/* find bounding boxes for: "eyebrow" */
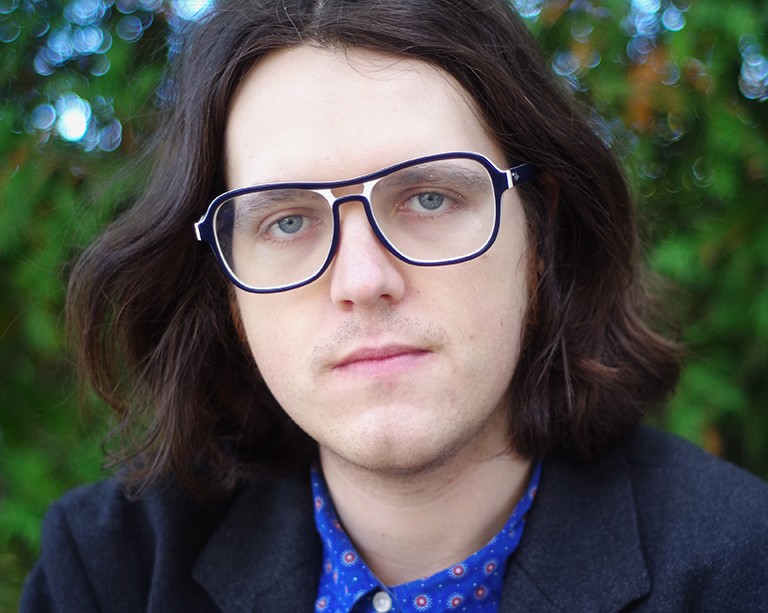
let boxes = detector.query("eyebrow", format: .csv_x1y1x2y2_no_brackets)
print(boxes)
381,164,488,189
234,188,322,211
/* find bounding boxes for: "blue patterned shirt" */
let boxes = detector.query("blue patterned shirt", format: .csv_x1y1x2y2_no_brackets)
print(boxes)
311,461,542,613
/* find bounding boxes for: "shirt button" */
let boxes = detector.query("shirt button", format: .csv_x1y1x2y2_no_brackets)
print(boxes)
372,590,393,612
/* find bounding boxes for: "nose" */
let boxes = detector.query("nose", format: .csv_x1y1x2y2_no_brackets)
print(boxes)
328,201,406,308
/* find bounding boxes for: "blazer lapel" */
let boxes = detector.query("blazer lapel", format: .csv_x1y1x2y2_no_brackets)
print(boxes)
501,448,651,612
191,445,650,612
193,469,321,613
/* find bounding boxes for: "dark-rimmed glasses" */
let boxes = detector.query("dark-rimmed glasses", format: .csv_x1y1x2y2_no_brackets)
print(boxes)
194,151,535,293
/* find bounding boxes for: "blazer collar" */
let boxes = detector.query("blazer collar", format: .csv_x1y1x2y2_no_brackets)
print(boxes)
501,445,651,611
192,444,650,613
193,468,321,613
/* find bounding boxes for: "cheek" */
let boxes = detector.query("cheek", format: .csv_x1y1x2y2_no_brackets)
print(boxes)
234,294,308,382
459,239,530,370
237,302,323,423
439,251,529,380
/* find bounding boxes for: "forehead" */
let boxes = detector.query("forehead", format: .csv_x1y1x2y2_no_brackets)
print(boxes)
224,45,504,187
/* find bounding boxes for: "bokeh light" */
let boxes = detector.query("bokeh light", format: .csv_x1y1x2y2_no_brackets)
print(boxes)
10,0,209,152
739,36,768,101
0,0,19,14
3,0,763,157
29,103,57,131
116,14,145,41
171,0,213,21
512,0,543,20
661,6,685,32
55,93,92,142
0,14,19,41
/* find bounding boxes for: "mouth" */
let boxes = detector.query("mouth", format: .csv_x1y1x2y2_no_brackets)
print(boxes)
333,344,432,377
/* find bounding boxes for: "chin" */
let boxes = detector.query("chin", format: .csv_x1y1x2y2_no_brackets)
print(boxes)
345,449,453,478
330,423,479,477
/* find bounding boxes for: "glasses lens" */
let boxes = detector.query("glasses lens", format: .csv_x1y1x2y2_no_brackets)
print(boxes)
369,158,496,262
214,188,333,290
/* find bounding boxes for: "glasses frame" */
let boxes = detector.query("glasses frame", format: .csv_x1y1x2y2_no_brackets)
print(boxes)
194,151,536,293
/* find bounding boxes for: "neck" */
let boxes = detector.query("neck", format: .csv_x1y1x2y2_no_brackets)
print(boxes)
319,440,531,586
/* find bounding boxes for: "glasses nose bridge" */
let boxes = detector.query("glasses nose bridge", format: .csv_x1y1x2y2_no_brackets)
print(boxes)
320,178,399,263
329,191,379,240
321,174,378,206
322,175,379,229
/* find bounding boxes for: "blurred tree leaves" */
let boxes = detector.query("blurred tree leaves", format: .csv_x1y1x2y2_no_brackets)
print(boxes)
1,0,176,607
526,0,768,473
1,0,767,608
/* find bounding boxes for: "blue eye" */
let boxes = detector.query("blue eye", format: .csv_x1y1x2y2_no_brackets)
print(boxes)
416,193,445,211
275,215,304,234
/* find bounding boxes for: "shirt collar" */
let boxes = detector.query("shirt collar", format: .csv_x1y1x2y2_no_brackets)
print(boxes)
311,461,541,612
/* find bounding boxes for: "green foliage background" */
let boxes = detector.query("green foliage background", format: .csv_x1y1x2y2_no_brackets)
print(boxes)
1,0,766,608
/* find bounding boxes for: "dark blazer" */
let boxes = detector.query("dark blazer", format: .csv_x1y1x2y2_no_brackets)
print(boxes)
21,427,768,612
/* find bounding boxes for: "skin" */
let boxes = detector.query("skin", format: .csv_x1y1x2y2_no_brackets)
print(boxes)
227,45,532,584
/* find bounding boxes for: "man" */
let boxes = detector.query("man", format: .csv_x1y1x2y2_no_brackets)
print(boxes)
22,0,768,611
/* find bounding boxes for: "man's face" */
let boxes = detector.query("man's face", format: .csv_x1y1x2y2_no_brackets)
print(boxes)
226,46,531,474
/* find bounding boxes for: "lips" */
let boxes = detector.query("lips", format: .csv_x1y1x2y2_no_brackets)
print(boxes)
333,344,431,376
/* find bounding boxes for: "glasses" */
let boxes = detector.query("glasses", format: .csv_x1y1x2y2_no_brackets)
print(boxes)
194,151,535,293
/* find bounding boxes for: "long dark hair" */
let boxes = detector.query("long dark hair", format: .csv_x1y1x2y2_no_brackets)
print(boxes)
68,0,680,497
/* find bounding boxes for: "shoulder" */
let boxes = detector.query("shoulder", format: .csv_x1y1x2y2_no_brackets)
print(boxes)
519,427,768,611
22,477,233,612
619,427,768,606
622,426,768,525
45,476,233,560
22,468,317,612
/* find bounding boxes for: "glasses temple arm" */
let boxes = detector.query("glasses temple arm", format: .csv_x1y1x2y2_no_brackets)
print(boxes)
506,163,537,188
